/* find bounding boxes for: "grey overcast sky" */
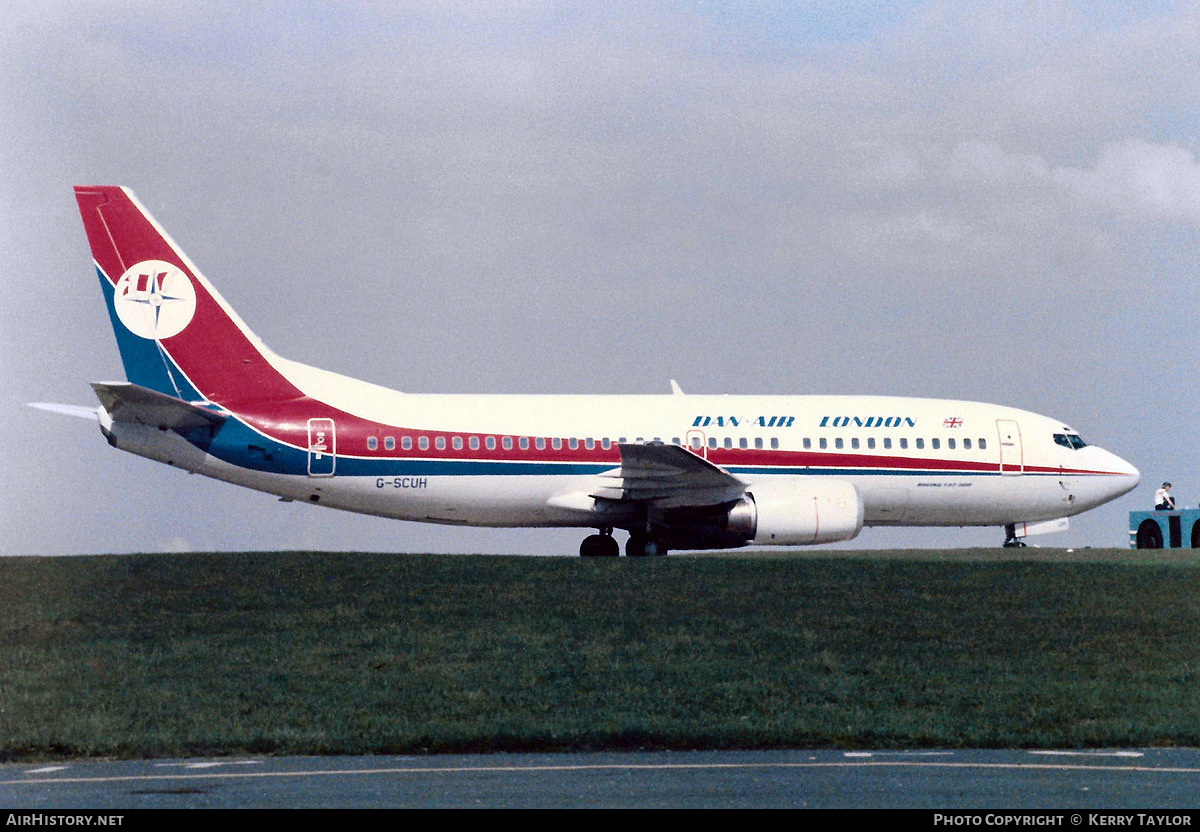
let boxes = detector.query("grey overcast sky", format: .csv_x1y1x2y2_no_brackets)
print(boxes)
2,1,1197,555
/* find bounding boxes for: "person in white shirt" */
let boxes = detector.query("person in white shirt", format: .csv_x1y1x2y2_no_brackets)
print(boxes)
1155,482,1176,511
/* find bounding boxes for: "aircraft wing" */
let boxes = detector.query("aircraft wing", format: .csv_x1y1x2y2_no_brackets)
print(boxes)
591,443,747,508
91,382,227,430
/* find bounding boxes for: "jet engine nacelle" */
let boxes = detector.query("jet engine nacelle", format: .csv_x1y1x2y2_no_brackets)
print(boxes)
726,477,863,545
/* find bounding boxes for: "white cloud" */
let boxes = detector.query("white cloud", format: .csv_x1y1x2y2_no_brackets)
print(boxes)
1054,140,1200,226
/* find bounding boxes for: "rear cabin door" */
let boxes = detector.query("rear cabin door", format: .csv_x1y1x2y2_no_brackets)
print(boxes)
307,418,336,477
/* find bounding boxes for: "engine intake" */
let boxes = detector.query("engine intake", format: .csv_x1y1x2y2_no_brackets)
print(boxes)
727,477,863,545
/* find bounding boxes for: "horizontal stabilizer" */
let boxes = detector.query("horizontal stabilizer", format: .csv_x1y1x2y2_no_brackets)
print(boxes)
27,402,100,420
91,382,227,430
592,442,747,508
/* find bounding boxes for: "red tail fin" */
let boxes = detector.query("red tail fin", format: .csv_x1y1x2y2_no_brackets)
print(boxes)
74,186,299,406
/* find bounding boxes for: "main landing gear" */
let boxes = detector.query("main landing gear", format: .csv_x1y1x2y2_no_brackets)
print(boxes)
579,529,620,557
1001,523,1027,548
625,532,668,558
578,529,669,557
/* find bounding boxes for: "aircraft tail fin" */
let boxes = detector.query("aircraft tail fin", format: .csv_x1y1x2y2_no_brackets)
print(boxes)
73,186,296,406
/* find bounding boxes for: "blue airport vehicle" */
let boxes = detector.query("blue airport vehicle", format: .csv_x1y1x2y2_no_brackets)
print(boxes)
1130,509,1200,549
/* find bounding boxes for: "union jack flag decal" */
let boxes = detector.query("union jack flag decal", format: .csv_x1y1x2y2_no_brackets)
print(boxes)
943,417,963,428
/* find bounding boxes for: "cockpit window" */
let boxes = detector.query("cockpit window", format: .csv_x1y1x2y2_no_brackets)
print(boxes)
1053,433,1088,450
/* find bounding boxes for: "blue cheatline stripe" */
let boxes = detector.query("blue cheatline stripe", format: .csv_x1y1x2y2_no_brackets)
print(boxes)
96,267,203,400
727,466,1007,477
202,418,618,477
199,418,1060,480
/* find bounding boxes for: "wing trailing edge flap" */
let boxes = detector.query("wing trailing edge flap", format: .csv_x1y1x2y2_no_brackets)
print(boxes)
91,381,227,430
591,442,748,508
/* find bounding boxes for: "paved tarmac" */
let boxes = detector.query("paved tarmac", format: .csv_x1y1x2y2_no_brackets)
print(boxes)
3,748,1200,809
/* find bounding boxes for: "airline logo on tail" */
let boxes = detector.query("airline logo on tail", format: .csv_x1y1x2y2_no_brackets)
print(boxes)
114,260,196,340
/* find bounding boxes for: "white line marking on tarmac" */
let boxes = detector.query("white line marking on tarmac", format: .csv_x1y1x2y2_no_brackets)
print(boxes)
154,760,264,769
844,752,955,758
22,766,68,775
1027,751,1144,758
5,756,1200,788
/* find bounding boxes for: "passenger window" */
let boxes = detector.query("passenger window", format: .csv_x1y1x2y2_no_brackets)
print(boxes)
851,438,860,450
916,438,925,449
819,438,828,450
770,438,779,449
435,436,446,450
520,437,529,450
487,437,498,450
755,437,763,449
418,437,429,451
803,438,812,449
963,438,971,449
979,438,987,449
947,438,955,450
899,438,908,449
551,438,562,450
867,438,876,450
931,438,940,450
401,436,412,450
884,438,892,449
835,438,844,449
385,436,395,451
470,436,480,450
739,437,748,449
367,436,378,451
452,436,463,450
536,437,546,450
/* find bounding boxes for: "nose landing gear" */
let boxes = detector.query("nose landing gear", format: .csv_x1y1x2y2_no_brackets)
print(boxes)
1002,523,1027,548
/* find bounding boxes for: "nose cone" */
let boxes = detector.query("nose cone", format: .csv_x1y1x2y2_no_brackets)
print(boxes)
1068,446,1140,513
1100,447,1141,497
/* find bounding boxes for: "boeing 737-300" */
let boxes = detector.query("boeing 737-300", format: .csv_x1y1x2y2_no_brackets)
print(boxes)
45,186,1140,556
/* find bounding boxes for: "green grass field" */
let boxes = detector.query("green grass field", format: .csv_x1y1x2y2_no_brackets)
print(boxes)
2,549,1199,760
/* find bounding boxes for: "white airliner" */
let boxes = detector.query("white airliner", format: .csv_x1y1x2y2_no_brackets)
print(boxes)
47,186,1139,556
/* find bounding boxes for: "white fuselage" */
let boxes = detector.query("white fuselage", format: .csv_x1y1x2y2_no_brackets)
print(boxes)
104,364,1141,535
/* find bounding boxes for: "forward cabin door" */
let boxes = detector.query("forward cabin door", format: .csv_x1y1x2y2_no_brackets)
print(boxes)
996,419,1023,476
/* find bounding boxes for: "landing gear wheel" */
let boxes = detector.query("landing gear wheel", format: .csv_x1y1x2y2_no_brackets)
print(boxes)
1001,523,1027,548
626,534,668,557
579,532,619,557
